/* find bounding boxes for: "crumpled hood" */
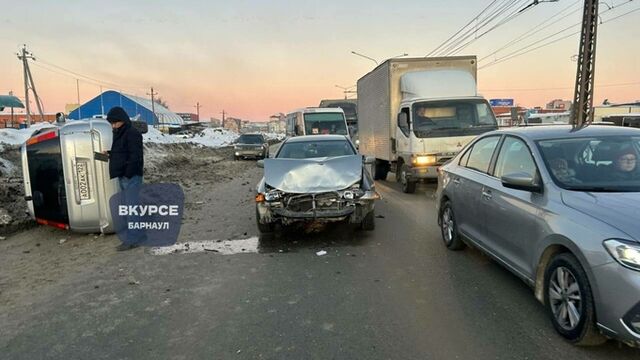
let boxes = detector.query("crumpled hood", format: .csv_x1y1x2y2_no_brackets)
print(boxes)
561,191,640,241
264,155,362,194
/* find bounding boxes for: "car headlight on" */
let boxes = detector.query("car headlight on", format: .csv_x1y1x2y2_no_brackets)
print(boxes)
413,155,437,166
604,239,640,271
355,139,360,145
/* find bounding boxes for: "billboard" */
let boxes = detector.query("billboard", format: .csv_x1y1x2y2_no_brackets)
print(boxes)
490,99,514,107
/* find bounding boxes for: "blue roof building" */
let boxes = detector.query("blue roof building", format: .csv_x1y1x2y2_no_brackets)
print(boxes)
68,90,183,126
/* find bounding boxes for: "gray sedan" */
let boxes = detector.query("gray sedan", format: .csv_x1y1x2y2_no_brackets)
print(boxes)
436,125,640,347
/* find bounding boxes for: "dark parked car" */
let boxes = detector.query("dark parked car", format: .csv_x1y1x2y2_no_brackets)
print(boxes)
234,134,268,160
436,125,640,347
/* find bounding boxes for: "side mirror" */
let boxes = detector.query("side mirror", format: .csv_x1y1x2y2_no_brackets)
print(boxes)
501,172,542,193
364,156,375,165
256,159,265,168
397,112,409,130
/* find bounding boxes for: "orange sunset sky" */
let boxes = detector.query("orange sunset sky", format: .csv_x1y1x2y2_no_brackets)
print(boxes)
1,0,639,121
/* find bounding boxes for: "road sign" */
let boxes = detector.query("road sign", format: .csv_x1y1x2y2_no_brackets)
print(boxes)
490,99,514,107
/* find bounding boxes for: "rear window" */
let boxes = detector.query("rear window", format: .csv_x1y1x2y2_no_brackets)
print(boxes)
237,135,264,144
26,137,69,223
277,140,355,159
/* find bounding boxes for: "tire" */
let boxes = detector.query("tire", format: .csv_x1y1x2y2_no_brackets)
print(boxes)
373,160,389,181
360,210,375,231
255,206,274,234
544,253,606,346
400,164,417,194
439,201,465,250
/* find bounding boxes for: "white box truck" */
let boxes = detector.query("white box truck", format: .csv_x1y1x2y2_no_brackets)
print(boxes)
357,56,498,193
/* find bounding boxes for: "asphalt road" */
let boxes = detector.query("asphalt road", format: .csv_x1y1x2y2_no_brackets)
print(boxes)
1,169,638,359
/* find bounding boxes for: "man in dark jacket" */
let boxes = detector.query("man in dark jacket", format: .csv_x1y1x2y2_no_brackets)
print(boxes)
106,106,144,251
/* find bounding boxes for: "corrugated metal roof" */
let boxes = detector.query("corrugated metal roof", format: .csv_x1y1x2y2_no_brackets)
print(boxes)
122,93,183,125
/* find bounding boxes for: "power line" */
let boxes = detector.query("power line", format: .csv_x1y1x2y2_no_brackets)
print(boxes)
480,81,640,92
479,1,637,69
479,0,581,62
436,0,522,57
426,0,502,56
441,0,532,56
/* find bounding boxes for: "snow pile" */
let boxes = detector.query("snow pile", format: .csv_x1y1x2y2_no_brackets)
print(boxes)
189,128,238,147
263,132,286,141
142,126,183,144
143,126,239,148
0,123,56,150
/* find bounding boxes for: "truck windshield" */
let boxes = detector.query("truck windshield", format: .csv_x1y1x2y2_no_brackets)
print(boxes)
303,113,348,135
412,99,498,138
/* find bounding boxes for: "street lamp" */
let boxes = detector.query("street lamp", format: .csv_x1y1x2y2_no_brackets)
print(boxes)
335,84,356,99
351,51,378,65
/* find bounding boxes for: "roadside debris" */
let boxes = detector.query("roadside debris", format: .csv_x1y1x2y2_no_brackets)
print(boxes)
316,250,327,256
58,239,67,245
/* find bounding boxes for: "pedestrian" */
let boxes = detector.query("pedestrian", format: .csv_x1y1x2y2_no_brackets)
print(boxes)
106,106,145,251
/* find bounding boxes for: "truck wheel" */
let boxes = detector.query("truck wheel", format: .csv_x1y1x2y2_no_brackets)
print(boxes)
544,253,606,346
374,160,389,181
400,164,416,193
360,210,375,231
255,207,274,234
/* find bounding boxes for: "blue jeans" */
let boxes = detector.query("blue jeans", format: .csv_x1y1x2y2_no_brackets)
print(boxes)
118,176,145,245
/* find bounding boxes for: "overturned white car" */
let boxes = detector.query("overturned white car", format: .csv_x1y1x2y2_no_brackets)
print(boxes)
255,135,378,233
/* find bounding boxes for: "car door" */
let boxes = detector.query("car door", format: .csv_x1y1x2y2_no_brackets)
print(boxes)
452,135,502,245
482,136,545,279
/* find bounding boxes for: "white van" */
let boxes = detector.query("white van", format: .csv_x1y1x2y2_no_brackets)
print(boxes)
285,108,348,137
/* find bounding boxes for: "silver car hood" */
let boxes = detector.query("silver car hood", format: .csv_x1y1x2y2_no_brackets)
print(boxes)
561,191,640,241
264,155,362,194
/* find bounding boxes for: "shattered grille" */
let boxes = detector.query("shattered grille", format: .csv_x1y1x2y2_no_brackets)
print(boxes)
284,192,344,213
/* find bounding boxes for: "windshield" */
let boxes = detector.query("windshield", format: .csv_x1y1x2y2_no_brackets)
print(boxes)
412,99,498,138
303,113,348,135
537,136,640,192
277,140,355,159
237,135,264,144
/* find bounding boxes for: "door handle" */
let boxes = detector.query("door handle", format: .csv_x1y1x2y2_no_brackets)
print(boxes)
482,189,492,200
452,178,461,185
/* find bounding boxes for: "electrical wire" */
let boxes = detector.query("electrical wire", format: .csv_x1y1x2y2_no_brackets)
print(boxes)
480,81,640,92
479,0,638,69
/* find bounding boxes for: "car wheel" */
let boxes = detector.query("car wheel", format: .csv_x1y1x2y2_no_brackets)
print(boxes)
544,253,606,346
360,210,375,231
255,206,274,234
400,164,416,194
439,201,465,250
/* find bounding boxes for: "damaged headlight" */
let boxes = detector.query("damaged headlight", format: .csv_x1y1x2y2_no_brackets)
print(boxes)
342,186,365,200
264,190,282,202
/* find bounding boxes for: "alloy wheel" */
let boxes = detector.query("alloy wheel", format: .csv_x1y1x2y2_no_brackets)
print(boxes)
441,207,454,245
549,266,583,331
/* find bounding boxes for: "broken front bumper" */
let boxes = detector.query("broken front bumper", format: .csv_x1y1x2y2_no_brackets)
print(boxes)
257,190,377,225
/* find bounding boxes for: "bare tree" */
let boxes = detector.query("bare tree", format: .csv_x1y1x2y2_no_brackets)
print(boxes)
154,97,169,109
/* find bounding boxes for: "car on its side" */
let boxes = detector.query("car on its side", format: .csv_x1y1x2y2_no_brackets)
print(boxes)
234,133,269,160
255,135,378,233
436,125,640,347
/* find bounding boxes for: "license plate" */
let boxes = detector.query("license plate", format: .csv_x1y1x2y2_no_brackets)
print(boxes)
76,161,90,200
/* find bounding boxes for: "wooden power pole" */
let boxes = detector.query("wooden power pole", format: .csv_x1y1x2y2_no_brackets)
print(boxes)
17,45,45,125
147,87,159,127
570,0,599,128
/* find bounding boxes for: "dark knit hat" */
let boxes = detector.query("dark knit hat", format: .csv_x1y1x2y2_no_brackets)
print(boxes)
106,106,130,123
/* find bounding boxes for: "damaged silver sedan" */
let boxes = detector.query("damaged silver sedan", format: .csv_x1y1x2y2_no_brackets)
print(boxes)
255,135,378,233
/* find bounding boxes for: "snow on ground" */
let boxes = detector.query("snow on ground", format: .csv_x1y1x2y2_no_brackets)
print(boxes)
143,127,240,148
0,123,56,150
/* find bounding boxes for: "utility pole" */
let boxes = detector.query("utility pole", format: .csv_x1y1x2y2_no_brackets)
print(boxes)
570,0,599,128
17,45,45,125
220,109,226,127
194,102,201,121
147,87,158,127
76,79,82,119
335,85,356,99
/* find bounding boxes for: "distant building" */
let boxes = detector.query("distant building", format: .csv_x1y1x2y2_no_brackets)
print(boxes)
68,90,183,126
546,99,572,111
223,117,242,133
594,102,640,123
242,121,269,134
268,114,286,133
0,113,56,128
209,117,222,127
176,112,199,122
